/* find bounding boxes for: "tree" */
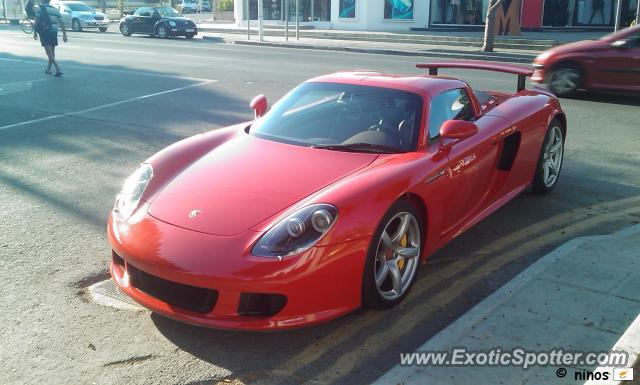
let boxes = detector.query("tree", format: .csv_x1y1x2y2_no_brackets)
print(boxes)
482,0,503,52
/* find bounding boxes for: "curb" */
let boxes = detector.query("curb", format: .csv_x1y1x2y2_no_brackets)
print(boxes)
373,223,640,385
202,36,535,63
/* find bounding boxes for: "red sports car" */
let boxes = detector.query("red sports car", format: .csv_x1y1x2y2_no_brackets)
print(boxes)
108,61,567,330
532,25,640,97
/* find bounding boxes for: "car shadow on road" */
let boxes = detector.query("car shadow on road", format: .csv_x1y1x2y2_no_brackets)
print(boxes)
152,171,640,385
564,91,640,107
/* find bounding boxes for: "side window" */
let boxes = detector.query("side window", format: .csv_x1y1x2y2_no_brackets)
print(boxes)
427,88,474,139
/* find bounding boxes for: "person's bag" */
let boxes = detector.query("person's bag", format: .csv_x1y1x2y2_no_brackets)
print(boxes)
35,4,52,34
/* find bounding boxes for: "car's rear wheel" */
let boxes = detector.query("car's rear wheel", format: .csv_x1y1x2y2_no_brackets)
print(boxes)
99,27,107,32
363,200,423,309
72,18,82,32
156,25,168,39
547,64,582,97
120,23,131,36
533,120,564,195
185,33,194,39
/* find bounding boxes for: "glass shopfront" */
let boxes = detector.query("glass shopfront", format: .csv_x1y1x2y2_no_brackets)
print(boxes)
245,0,330,21
430,0,488,25
542,0,638,27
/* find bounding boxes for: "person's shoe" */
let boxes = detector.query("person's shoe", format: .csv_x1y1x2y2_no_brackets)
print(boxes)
45,70,52,75
54,72,63,77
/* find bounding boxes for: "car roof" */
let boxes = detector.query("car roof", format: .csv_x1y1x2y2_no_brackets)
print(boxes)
307,72,468,98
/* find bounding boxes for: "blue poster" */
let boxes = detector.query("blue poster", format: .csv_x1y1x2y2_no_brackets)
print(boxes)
339,0,355,18
384,0,413,19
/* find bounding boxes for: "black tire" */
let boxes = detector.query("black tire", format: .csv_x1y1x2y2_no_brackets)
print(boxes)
546,64,582,97
185,34,194,39
156,24,168,39
99,27,107,32
120,22,131,36
72,18,82,32
532,120,565,195
362,200,423,309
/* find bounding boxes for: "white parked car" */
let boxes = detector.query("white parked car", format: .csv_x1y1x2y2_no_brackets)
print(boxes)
179,0,198,13
52,0,110,32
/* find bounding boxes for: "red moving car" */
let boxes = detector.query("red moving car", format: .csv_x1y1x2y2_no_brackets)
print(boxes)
532,25,640,97
108,61,567,330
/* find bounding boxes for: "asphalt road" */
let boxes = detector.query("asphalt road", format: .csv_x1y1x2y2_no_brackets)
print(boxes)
1,25,639,385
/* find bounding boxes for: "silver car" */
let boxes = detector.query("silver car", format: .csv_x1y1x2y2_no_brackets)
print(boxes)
52,0,110,32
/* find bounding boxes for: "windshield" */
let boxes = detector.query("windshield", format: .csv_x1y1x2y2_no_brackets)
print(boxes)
250,82,423,152
154,7,181,17
67,3,93,11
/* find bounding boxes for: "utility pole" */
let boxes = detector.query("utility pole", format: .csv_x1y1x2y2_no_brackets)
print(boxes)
246,0,250,40
295,0,299,40
285,0,288,41
258,0,263,42
636,0,639,25
614,0,622,32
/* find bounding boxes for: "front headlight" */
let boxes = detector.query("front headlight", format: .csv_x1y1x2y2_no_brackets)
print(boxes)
114,164,153,220
252,204,338,258
169,20,176,26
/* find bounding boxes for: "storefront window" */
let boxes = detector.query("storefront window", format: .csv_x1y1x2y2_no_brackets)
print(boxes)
245,0,330,21
313,0,331,21
384,0,414,19
430,0,487,25
339,0,356,18
542,0,636,27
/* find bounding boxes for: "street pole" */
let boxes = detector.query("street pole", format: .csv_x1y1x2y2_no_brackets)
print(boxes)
246,0,250,40
285,0,288,41
258,0,263,42
614,0,622,31
295,0,299,40
636,0,639,25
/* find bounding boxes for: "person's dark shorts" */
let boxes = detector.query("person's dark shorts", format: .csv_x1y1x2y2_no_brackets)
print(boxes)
39,29,58,47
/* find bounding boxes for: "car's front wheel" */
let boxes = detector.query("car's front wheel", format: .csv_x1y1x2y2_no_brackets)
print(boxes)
72,18,82,32
532,120,565,195
185,33,194,39
547,64,582,97
99,27,107,32
156,25,168,39
363,200,423,309
120,23,131,36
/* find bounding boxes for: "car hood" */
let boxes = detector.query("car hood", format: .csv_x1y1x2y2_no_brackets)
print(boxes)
75,11,106,16
148,134,378,236
545,39,609,55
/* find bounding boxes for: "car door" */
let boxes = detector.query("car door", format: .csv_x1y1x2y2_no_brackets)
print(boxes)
58,4,72,26
133,7,154,33
593,32,640,91
428,88,504,236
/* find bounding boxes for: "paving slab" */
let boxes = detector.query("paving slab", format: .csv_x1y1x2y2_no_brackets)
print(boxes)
373,224,640,385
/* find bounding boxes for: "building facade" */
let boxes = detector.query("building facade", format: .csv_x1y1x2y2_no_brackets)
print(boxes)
233,0,639,31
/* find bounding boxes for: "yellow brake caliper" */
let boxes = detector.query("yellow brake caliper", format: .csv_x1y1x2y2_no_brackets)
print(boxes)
397,234,408,270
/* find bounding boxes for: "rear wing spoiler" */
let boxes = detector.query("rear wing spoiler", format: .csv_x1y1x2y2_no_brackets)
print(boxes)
416,60,534,92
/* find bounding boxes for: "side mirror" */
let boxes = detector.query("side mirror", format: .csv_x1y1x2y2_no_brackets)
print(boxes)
611,39,628,49
250,95,268,118
123,10,133,15
439,120,478,148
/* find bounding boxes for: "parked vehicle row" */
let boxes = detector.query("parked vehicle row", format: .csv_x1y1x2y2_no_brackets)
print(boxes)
51,0,109,32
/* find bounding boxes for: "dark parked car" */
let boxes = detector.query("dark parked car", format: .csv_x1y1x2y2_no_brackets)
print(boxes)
119,6,198,39
531,25,640,97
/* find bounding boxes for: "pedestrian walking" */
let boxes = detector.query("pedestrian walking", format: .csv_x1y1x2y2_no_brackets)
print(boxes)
33,0,67,77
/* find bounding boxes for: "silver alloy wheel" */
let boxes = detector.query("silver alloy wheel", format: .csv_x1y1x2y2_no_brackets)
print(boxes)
72,19,81,32
373,212,421,301
157,26,167,38
542,125,564,187
121,24,129,35
549,67,580,95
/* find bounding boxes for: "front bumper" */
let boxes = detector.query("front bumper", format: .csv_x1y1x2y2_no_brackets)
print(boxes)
80,19,110,28
107,206,368,330
168,27,198,36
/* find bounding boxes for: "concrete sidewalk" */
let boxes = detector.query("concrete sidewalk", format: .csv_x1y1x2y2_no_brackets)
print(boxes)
199,25,608,63
373,224,640,385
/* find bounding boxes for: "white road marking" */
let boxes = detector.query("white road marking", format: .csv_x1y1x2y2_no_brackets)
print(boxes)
0,80,217,131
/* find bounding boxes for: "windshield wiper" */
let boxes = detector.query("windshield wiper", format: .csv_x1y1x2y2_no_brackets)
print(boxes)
311,143,405,154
